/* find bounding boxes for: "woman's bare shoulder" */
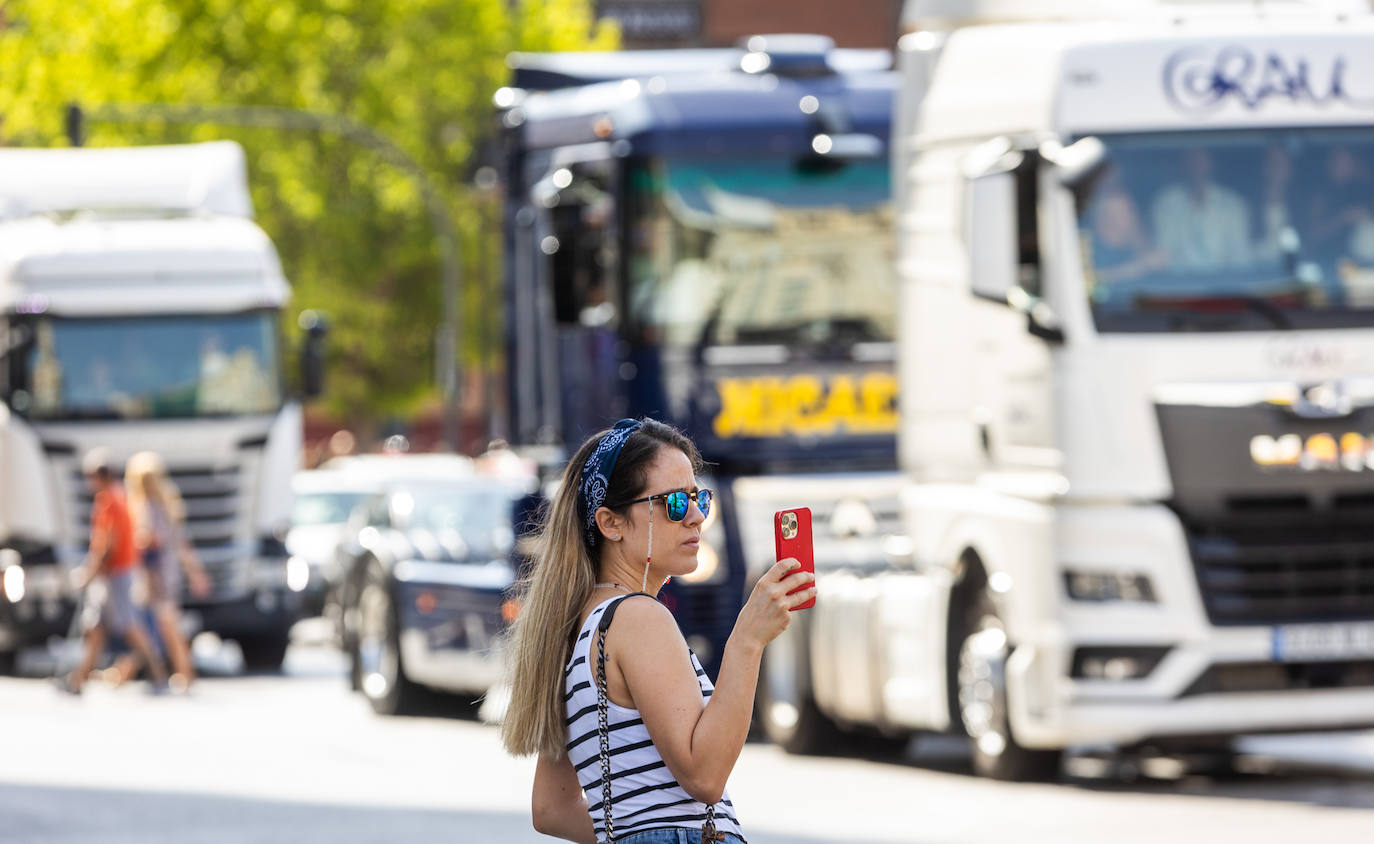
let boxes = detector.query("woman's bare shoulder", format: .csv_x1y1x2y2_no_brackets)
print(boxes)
607,596,683,651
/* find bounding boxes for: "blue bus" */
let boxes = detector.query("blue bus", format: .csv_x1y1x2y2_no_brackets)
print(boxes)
497,35,900,678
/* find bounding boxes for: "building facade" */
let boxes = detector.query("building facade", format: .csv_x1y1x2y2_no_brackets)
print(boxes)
597,0,902,49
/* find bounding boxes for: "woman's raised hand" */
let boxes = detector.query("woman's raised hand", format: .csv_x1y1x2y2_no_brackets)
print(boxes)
731,558,816,652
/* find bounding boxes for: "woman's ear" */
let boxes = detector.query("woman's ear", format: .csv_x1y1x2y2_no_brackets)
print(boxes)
594,507,625,542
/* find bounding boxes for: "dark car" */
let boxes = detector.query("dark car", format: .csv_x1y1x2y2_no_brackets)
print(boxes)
336,475,533,715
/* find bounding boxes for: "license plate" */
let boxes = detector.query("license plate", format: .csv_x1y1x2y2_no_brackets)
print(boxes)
1272,622,1374,662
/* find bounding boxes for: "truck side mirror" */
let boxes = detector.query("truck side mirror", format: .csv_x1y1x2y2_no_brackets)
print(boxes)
298,310,329,400
964,140,1064,344
965,170,1020,305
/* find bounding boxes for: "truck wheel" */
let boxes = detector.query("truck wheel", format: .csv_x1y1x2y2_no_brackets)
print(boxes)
0,649,15,676
356,565,426,716
239,632,290,672
757,615,846,754
957,592,1061,781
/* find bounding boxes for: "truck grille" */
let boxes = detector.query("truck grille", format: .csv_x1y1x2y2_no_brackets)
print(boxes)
1184,497,1374,626
71,464,250,600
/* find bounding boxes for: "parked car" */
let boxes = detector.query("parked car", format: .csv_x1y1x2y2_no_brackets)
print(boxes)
336,472,533,715
287,469,379,622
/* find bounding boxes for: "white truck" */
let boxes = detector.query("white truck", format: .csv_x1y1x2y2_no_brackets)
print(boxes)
756,0,1374,779
0,142,323,672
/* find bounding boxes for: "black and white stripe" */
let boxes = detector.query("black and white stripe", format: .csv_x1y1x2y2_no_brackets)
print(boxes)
565,597,746,843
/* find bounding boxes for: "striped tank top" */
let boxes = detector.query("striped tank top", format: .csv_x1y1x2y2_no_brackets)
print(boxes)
564,596,746,844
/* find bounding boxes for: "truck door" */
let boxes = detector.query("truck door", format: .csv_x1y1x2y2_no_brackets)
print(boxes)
527,155,628,444
965,141,1060,473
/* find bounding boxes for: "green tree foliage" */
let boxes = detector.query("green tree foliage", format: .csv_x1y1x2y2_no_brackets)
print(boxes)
0,0,616,428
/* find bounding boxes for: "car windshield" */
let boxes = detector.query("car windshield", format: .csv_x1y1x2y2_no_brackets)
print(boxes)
626,155,894,352
20,312,282,419
1075,129,1374,333
292,491,368,527
396,486,516,556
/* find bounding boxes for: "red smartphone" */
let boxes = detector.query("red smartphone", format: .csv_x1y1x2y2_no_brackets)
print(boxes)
773,507,815,611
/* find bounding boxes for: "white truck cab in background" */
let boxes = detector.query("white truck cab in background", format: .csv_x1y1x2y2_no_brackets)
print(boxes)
0,142,325,672
761,0,1374,779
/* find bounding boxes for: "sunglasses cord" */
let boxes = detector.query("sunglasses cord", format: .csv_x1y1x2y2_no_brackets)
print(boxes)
642,501,653,593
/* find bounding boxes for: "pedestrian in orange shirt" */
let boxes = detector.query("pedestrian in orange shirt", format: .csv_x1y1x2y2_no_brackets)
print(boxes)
65,448,169,695
113,451,212,692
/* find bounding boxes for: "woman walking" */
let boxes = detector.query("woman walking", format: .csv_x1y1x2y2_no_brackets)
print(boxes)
124,451,212,691
501,418,815,844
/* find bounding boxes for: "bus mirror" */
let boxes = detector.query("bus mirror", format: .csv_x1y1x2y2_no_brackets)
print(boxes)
965,170,1019,304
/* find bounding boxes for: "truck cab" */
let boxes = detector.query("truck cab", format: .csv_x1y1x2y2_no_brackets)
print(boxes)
498,36,903,676
0,142,317,671
890,1,1374,778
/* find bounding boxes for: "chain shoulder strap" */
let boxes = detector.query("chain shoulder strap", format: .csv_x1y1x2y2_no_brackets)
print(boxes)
595,621,616,842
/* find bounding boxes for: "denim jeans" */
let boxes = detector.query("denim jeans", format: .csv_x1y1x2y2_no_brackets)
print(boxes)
612,829,747,844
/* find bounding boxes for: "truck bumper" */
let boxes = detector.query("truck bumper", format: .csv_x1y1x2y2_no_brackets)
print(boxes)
0,597,75,652
1007,630,1374,748
186,589,301,640
1019,688,1374,748
1005,640,1374,747
0,563,76,652
1002,501,1374,748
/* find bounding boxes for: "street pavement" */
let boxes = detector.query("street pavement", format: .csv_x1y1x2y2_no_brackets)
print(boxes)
3,625,1374,844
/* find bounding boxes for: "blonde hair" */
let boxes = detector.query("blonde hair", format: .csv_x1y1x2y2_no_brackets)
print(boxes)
500,419,702,759
124,451,186,536
500,435,602,758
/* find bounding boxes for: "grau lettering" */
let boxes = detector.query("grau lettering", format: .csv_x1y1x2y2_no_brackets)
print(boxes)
1163,46,1374,114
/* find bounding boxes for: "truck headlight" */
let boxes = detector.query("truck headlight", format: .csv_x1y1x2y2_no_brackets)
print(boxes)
2,565,24,603
1063,569,1156,603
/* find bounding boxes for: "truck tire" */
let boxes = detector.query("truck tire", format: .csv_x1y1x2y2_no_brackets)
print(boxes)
355,565,427,716
0,649,15,676
757,614,846,755
956,591,1061,781
239,631,290,672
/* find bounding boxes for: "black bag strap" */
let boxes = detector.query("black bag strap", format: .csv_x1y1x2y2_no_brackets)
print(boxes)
597,591,653,634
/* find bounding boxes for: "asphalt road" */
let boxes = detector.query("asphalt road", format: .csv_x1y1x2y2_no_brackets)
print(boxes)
3,626,1374,844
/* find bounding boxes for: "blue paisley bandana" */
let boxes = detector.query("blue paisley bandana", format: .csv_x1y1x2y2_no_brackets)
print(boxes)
579,418,643,546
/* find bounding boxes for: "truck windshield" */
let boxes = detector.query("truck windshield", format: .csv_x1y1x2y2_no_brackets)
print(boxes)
22,312,282,420
626,155,894,351
1076,129,1374,332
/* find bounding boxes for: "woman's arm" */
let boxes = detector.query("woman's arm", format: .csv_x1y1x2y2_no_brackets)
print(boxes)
177,533,213,598
612,559,815,804
532,753,595,843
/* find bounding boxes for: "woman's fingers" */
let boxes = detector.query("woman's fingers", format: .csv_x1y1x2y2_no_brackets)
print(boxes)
768,557,800,581
787,586,819,610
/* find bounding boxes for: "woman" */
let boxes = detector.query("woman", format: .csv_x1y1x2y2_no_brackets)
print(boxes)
124,451,212,691
501,418,815,844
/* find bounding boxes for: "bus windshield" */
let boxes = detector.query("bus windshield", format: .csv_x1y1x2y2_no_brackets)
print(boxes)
626,155,894,353
21,312,282,420
1076,128,1374,332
